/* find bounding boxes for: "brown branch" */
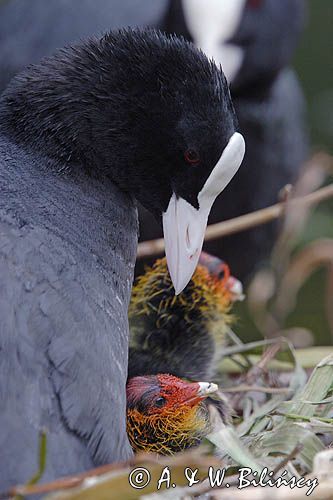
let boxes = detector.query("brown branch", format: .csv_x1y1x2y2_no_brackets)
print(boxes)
137,183,333,260
230,343,283,408
272,443,303,475
221,385,291,395
0,451,216,499
0,455,150,499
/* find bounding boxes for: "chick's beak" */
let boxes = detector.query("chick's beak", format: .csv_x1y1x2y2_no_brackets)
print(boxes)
178,381,219,407
226,276,245,302
163,132,245,295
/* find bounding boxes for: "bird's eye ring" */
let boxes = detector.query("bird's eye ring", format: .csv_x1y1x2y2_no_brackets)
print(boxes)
184,149,200,165
155,396,166,408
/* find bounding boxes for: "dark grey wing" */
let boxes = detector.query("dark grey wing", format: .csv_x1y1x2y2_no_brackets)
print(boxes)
0,140,137,488
0,215,93,488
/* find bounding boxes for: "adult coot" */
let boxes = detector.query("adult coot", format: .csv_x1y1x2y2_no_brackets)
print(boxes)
0,0,307,281
0,29,244,487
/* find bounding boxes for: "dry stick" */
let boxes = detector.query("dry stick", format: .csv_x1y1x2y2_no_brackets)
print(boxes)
221,385,291,394
195,445,302,499
137,183,333,260
272,443,303,475
1,451,215,499
230,343,282,408
0,457,143,499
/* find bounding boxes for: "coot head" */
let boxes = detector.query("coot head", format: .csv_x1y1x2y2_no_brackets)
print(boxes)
102,30,245,293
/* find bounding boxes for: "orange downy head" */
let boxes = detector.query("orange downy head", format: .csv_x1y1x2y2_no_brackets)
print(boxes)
198,251,244,303
126,374,218,454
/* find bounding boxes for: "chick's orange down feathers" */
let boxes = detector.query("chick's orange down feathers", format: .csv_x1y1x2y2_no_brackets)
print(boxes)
126,374,218,454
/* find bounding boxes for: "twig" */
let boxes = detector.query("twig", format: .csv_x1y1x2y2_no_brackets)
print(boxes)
225,328,253,369
0,459,135,499
0,451,216,499
221,385,291,394
272,443,303,475
273,412,333,424
137,183,333,259
230,343,283,408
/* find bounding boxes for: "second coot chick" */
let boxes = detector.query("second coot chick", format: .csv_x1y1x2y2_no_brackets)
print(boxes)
129,252,243,380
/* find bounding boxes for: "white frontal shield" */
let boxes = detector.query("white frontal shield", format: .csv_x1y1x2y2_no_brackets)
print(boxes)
163,132,245,294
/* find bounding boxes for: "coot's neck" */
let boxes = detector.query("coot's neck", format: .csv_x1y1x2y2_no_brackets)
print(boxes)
0,37,126,181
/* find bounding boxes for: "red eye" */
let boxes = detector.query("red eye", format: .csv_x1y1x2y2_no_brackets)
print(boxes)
246,0,263,8
184,149,200,165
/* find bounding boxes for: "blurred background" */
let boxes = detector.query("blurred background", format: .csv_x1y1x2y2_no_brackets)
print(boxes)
296,0,332,154
0,0,332,346
235,0,333,346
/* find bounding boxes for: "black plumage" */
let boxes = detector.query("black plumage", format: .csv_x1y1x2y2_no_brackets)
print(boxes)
127,253,240,448
0,29,239,487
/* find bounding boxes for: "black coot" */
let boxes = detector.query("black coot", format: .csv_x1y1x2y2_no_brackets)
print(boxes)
0,29,244,487
0,1,308,281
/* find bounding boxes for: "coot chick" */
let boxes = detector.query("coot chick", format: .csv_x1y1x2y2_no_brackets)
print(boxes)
127,374,227,455
128,252,243,381
0,29,244,487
